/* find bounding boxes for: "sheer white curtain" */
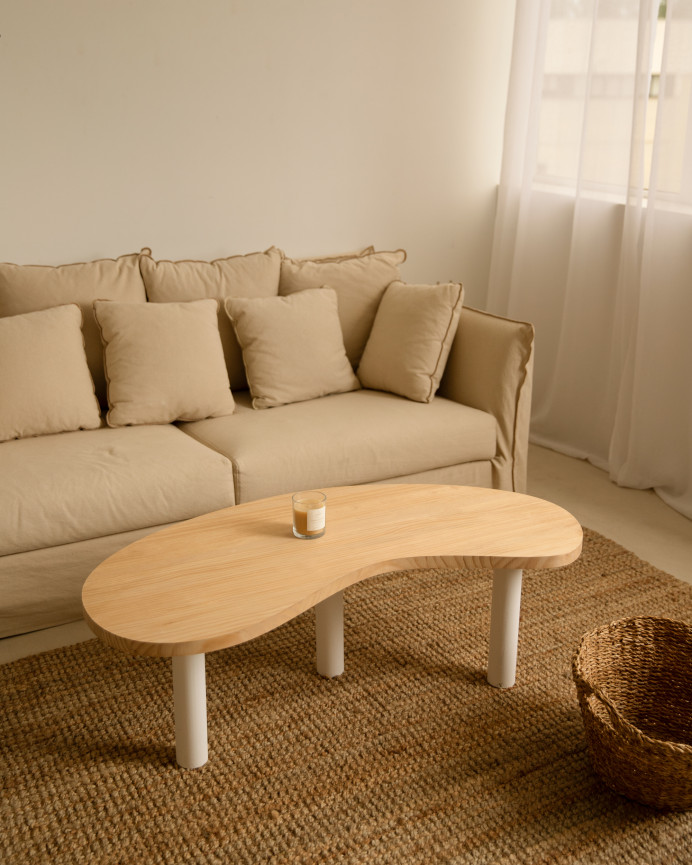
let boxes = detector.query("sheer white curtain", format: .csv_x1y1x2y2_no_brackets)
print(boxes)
488,0,692,519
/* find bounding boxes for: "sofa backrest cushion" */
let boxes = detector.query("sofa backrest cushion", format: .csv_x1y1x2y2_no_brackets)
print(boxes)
225,289,361,410
139,247,282,391
357,281,464,403
0,304,101,442
279,248,407,367
296,245,375,262
0,253,146,406
94,298,235,427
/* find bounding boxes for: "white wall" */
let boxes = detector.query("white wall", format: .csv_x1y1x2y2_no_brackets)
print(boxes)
1,0,514,307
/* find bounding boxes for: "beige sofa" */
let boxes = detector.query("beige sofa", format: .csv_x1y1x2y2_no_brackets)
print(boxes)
0,246,534,639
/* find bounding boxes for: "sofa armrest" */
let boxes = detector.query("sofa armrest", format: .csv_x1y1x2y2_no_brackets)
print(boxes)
438,306,534,493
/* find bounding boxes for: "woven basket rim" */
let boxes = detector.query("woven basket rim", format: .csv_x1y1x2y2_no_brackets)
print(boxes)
572,615,692,755
579,614,692,639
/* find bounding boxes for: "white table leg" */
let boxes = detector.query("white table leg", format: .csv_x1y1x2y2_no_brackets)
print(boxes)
315,590,344,678
172,653,208,769
487,568,523,689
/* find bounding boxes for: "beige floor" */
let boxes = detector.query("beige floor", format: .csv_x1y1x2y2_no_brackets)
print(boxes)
526,444,692,587
2,444,691,665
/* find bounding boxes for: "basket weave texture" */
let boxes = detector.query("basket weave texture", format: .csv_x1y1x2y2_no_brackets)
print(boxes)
572,615,692,810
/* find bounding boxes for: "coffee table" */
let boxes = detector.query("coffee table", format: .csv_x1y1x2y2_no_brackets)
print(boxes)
82,484,582,769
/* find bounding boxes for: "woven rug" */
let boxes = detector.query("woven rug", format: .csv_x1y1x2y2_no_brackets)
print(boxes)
2,529,691,864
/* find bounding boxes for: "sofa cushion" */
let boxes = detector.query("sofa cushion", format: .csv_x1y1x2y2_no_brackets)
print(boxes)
0,305,101,442
94,299,235,427
225,289,360,409
279,248,406,366
179,389,497,503
357,281,464,403
0,425,235,556
140,248,281,390
0,252,146,405
298,246,375,262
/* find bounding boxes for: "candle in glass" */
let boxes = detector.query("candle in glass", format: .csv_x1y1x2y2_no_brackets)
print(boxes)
292,491,326,539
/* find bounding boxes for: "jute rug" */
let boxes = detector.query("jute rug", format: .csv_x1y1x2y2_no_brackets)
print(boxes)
2,529,691,864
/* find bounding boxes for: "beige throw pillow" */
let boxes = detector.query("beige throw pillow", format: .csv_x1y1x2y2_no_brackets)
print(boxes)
225,289,360,409
0,305,101,442
94,299,235,427
0,252,147,406
357,281,464,403
140,248,282,390
279,249,407,367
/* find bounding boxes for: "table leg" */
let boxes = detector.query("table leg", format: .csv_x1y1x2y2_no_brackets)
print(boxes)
172,653,208,769
315,590,344,678
487,568,523,689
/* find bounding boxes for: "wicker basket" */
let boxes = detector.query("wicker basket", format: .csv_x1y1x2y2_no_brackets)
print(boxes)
572,616,692,810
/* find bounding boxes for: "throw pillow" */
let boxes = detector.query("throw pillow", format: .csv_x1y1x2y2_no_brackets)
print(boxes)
93,299,235,427
0,252,147,407
279,248,407,367
356,281,464,403
139,247,282,390
0,304,101,442
224,289,360,409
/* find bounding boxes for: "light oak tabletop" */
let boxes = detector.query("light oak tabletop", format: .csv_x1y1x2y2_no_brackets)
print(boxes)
82,484,583,658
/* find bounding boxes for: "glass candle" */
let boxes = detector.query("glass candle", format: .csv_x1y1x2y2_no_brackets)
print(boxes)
292,491,326,539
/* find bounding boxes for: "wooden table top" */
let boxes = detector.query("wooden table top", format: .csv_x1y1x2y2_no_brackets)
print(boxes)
82,484,583,658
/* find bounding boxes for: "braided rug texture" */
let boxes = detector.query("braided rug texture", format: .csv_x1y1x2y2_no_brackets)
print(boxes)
2,529,692,864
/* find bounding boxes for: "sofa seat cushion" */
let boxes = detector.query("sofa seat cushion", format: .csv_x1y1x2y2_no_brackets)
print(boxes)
0,425,235,556
179,389,497,503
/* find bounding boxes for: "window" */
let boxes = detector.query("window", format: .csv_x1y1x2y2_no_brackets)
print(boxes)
534,0,692,201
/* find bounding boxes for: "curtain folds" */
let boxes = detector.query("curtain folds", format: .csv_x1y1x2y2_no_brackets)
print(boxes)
488,0,692,519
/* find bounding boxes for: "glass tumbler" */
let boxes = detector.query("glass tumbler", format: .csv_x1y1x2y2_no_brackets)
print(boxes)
292,491,326,539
